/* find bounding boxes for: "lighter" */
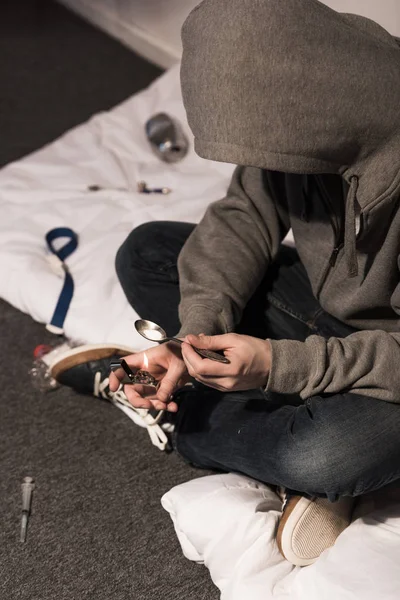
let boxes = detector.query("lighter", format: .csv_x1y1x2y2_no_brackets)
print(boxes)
110,359,158,387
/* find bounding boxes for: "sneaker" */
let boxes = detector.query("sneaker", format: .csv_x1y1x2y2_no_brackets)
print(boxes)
276,490,354,566
50,343,134,390
49,344,169,451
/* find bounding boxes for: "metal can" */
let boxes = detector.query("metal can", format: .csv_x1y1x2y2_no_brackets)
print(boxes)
145,112,189,163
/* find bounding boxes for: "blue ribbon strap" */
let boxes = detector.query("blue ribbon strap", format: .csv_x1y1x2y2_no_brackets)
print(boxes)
45,227,78,334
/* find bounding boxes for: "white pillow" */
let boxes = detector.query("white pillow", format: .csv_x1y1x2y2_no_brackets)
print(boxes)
162,473,400,600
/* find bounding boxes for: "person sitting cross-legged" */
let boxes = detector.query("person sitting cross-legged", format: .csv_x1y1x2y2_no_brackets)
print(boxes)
57,0,400,566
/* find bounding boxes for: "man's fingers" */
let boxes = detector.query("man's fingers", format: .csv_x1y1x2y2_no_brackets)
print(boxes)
109,370,122,392
124,386,168,412
166,401,178,413
186,333,235,351
157,360,187,403
182,342,231,377
124,384,153,409
157,376,179,403
150,399,168,411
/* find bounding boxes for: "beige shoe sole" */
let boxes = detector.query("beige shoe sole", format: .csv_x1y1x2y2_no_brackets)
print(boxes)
50,343,136,380
277,495,354,567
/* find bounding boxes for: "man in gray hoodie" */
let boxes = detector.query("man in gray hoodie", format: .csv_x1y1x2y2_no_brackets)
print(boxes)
111,0,400,566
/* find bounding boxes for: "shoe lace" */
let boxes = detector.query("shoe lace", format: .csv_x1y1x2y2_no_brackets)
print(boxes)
278,487,298,512
277,486,287,505
93,372,169,451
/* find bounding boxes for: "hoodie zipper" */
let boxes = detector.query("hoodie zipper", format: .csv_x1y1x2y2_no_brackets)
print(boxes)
329,243,343,267
314,176,345,293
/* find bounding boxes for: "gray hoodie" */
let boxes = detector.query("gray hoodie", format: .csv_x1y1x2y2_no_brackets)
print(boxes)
177,0,400,403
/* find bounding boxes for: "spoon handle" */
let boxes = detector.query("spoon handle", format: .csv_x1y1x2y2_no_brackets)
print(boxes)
168,337,184,345
167,337,230,364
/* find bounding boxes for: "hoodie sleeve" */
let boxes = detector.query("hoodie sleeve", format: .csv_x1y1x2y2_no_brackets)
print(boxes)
176,166,290,337
267,328,400,403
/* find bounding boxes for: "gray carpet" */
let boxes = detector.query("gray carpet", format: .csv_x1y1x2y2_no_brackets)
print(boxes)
0,2,218,599
0,0,161,167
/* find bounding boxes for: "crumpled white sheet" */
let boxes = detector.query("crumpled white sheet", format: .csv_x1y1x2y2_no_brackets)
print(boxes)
162,473,400,600
0,64,234,348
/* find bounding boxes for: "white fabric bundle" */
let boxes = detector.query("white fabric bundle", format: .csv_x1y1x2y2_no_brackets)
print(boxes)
162,473,400,600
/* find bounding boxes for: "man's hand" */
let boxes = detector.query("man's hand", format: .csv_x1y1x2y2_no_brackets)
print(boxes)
109,343,189,412
181,333,271,391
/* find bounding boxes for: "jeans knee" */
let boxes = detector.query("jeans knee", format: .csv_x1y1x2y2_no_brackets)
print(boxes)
276,403,382,499
115,222,162,283
279,446,361,500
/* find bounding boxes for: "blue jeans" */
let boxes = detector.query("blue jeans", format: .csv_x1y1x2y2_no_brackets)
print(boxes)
116,221,400,501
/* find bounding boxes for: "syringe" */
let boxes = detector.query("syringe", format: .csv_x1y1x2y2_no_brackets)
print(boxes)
20,477,35,543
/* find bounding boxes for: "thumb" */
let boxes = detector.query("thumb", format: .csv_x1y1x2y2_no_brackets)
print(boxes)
186,333,231,351
157,361,186,403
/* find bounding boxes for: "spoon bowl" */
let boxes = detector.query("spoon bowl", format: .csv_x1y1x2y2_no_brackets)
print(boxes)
134,319,230,364
135,319,167,342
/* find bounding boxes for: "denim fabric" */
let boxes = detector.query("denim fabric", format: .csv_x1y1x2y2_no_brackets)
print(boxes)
116,221,192,337
116,222,400,501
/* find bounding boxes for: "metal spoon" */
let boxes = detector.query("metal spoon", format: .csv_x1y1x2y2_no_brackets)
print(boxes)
134,319,230,364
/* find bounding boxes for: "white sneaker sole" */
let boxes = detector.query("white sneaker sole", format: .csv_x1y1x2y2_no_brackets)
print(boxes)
277,496,354,567
50,343,136,380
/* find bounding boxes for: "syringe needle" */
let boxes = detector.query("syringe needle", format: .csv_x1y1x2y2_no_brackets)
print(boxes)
20,477,35,543
20,513,28,543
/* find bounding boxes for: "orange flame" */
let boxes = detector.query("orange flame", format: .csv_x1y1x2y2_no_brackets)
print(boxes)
143,352,149,370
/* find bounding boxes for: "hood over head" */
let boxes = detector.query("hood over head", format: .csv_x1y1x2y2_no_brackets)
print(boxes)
181,0,400,213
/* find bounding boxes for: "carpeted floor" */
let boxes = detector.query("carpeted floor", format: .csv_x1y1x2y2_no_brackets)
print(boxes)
0,0,162,168
0,2,218,599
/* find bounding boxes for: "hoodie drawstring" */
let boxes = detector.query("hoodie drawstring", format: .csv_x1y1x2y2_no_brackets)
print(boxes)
301,176,312,222
344,176,359,278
